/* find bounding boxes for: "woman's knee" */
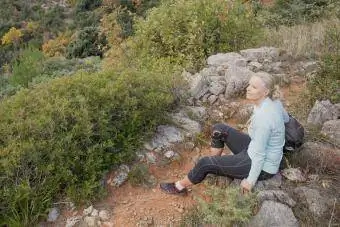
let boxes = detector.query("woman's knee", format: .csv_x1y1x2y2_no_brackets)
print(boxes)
211,123,230,148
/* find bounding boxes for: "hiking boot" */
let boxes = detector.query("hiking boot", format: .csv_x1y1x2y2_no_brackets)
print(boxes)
159,183,188,195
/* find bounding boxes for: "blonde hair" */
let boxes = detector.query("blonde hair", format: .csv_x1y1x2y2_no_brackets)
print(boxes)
254,72,282,100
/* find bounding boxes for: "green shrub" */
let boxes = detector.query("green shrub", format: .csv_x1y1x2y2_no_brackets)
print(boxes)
9,47,45,88
258,0,339,27
0,68,174,225
181,186,257,226
127,0,262,70
66,26,107,58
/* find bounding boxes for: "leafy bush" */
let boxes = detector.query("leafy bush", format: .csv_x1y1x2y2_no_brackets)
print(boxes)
66,26,107,58
0,67,174,225
10,47,45,88
258,0,339,27
127,0,262,70
181,186,257,226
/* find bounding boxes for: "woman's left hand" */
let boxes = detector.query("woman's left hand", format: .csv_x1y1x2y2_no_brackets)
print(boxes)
240,179,252,194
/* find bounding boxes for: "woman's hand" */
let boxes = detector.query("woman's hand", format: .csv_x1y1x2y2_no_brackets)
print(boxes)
240,179,252,194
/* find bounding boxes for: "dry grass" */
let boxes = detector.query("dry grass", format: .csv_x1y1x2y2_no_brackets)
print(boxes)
261,18,340,58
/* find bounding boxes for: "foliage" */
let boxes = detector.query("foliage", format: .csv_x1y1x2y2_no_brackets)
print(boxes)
305,54,340,105
42,32,72,57
1,27,23,46
66,26,107,58
0,67,175,225
10,47,45,88
181,186,257,226
128,163,152,186
76,0,103,13
257,0,340,27
128,0,262,70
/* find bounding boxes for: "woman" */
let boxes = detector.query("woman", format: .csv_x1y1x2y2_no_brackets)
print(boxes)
160,73,289,195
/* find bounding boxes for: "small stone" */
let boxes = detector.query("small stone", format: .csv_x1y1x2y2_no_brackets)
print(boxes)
184,142,195,150
91,208,98,217
282,168,306,182
83,205,93,216
47,207,60,222
145,152,157,164
99,210,110,221
164,150,175,158
84,216,97,227
66,216,82,227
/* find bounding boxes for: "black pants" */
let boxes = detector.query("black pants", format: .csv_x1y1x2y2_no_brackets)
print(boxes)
187,123,274,184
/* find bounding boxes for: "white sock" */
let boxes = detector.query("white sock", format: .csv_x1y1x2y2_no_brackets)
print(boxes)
175,181,185,190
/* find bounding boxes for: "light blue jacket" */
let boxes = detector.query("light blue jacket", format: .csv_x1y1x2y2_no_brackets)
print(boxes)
246,98,289,185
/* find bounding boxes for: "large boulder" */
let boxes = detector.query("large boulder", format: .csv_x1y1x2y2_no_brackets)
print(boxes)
248,200,299,227
321,119,340,146
307,100,338,126
294,187,329,217
207,52,247,67
240,47,285,63
224,66,256,98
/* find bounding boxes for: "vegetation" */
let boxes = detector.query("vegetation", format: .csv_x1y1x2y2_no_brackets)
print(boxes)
0,0,339,225
181,186,257,226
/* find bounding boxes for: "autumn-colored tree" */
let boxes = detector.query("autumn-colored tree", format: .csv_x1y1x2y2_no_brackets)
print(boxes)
42,32,72,57
1,27,23,46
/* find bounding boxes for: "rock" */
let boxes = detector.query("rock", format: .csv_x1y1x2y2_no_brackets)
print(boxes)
111,165,130,187
184,142,195,151
207,52,247,67
248,201,298,227
170,111,202,136
235,104,253,123
47,207,60,222
282,168,306,182
148,125,184,150
91,208,99,217
164,150,176,158
302,61,319,73
254,172,283,191
208,81,225,96
99,210,110,221
298,142,339,172
187,73,208,98
307,100,338,126
145,152,157,164
247,61,263,72
321,119,340,146
185,106,207,120
294,186,328,217
83,216,98,227
240,47,284,62
66,216,82,227
224,66,256,98
208,95,218,104
83,205,93,216
257,190,296,207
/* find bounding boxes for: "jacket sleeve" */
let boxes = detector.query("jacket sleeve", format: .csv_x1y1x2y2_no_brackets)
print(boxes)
246,117,271,185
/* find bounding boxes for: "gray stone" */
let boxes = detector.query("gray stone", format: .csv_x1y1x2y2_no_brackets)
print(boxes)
149,125,184,150
282,168,306,182
224,66,256,98
208,81,225,96
321,119,340,146
248,61,263,72
83,205,93,216
208,95,218,104
294,186,328,217
170,112,202,136
207,52,247,67
195,84,209,100
111,165,130,187
91,209,98,217
257,190,296,207
307,100,338,126
99,210,110,221
240,47,283,62
164,150,176,158
185,106,207,120
84,216,98,227
248,201,299,227
187,73,208,98
66,216,82,227
145,152,157,164
302,61,319,73
47,207,60,222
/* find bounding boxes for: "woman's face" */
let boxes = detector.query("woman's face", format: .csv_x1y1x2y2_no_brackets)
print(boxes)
246,76,269,103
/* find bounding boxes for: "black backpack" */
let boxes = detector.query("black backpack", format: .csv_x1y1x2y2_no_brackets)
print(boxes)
284,114,304,152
